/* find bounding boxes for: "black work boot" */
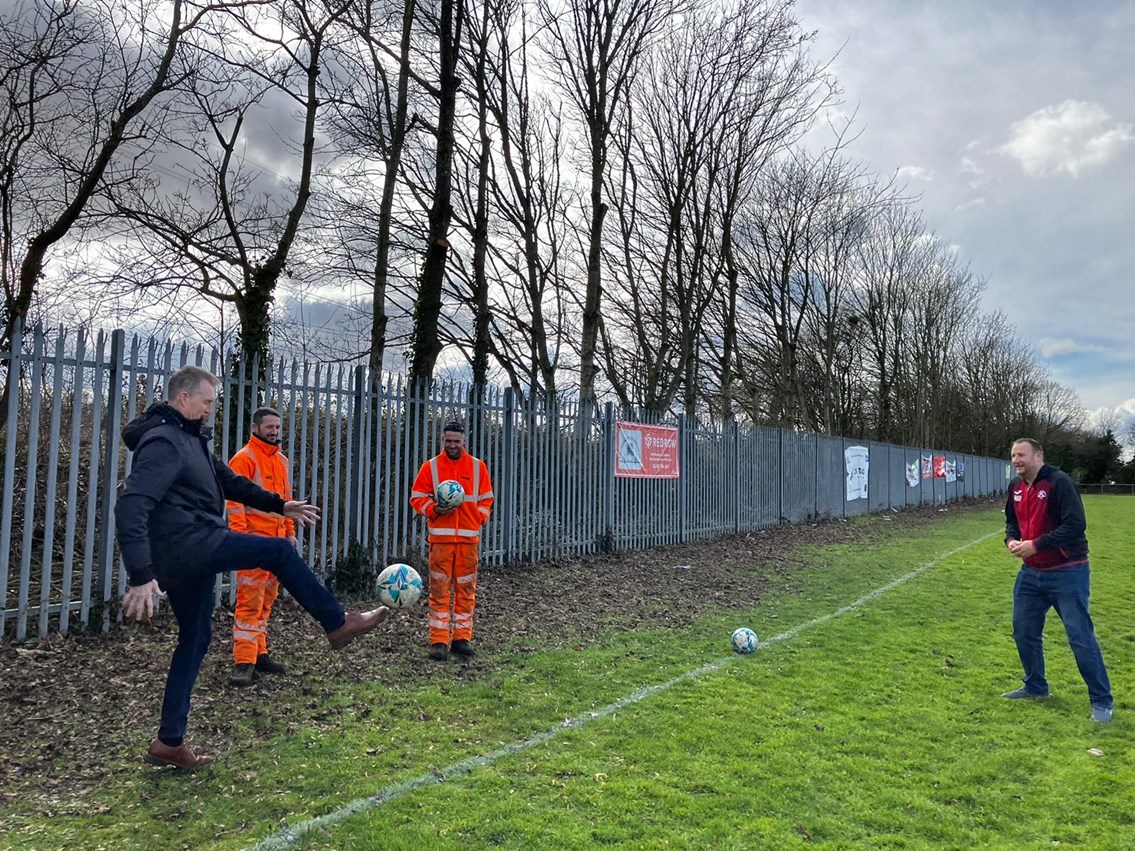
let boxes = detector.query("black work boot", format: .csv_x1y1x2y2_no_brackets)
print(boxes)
451,639,475,659
230,663,256,687
428,643,449,661
255,654,286,675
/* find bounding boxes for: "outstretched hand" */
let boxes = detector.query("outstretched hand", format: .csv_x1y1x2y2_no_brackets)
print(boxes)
123,579,162,621
284,500,321,527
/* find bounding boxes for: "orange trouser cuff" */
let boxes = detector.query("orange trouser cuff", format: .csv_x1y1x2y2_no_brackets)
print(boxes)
428,542,480,645
232,568,280,664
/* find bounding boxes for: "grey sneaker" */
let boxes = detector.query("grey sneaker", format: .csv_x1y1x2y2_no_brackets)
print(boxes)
1002,687,1048,700
1091,705,1113,724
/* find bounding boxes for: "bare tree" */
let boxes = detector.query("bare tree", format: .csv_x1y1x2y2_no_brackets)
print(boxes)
406,0,465,384
479,0,573,402
104,0,353,372
319,0,421,382
0,0,205,421
732,148,861,428
537,0,682,414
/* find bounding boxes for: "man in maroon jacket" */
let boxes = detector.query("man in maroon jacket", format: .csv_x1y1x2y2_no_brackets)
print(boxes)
1003,437,1113,723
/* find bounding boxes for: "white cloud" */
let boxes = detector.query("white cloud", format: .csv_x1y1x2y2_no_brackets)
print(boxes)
1037,337,1108,357
958,156,983,176
999,100,1134,177
897,165,933,181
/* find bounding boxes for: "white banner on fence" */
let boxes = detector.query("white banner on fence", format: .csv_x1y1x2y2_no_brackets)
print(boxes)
845,445,870,501
614,422,680,479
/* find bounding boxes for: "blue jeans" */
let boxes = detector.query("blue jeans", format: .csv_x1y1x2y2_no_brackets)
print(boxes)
1011,563,1112,709
158,532,346,745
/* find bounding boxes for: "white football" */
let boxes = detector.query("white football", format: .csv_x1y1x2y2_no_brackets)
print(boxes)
376,563,423,608
731,627,758,654
435,479,465,511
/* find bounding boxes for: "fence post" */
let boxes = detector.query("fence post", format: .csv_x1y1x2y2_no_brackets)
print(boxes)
777,427,785,524
501,387,516,563
814,432,820,520
94,329,126,632
349,365,366,543
602,402,615,553
733,421,741,534
0,318,24,638
677,413,688,544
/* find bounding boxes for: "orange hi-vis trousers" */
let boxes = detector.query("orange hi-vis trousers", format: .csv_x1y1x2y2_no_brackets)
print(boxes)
233,568,280,664
428,542,480,645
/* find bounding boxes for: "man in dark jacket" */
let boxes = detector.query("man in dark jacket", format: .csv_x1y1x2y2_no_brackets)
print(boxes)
1003,437,1113,723
116,365,390,769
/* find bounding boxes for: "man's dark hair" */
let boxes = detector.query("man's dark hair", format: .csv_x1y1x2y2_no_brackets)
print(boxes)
167,365,219,400
443,420,465,434
1012,437,1043,454
253,407,281,426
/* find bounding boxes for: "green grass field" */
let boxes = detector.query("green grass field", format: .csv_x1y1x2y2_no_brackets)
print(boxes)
4,498,1135,850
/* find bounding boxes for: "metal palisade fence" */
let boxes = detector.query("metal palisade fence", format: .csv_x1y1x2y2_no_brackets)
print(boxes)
1,321,1008,641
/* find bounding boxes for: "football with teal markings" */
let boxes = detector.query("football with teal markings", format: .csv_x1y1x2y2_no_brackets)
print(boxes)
435,479,466,510
731,627,758,654
377,563,423,608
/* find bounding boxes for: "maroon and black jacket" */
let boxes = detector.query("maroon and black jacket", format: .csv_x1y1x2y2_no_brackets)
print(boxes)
1004,464,1089,571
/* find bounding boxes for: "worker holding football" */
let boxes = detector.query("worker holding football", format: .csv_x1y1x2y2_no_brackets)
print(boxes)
410,421,494,661
228,407,295,687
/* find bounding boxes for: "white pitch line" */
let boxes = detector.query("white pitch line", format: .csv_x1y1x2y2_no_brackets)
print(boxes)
247,530,1000,851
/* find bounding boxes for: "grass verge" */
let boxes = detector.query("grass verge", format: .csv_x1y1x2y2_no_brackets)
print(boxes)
3,498,1134,850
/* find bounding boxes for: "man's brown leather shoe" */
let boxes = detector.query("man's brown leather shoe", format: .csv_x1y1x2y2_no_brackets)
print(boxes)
144,739,215,770
327,607,391,650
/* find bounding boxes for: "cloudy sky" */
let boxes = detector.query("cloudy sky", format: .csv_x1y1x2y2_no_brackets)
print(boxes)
793,0,1135,431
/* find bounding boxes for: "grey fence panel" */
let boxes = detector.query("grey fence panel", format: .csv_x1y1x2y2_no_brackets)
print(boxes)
780,431,818,523
887,445,909,509
738,426,779,530
686,419,731,540
1,319,1011,640
869,441,890,513
815,435,845,519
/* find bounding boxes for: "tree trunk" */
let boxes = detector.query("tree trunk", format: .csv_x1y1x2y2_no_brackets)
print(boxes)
369,0,417,387
409,0,462,384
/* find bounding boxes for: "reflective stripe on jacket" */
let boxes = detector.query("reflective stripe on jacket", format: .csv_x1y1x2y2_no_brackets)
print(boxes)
410,450,494,543
227,435,295,538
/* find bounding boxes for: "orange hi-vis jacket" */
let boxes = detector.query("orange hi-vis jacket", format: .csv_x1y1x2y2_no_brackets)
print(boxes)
410,450,494,542
226,435,295,539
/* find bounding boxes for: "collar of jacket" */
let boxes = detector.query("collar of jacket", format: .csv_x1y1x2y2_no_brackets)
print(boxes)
122,401,212,449
249,432,281,457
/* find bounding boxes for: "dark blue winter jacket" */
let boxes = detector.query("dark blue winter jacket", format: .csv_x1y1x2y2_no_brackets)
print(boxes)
114,403,286,589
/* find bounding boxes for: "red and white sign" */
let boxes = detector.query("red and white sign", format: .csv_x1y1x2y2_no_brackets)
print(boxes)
614,421,680,479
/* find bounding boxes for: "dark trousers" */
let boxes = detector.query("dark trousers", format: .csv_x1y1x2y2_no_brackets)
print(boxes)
158,532,346,745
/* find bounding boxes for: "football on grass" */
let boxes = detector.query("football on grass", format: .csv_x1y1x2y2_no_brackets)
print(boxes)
377,563,423,608
435,479,465,510
731,627,758,654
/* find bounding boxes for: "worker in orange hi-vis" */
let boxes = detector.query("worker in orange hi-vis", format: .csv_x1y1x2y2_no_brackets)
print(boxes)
227,407,296,686
410,421,494,661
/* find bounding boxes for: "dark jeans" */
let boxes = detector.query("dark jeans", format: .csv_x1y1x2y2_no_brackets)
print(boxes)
158,532,346,745
1011,563,1112,709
